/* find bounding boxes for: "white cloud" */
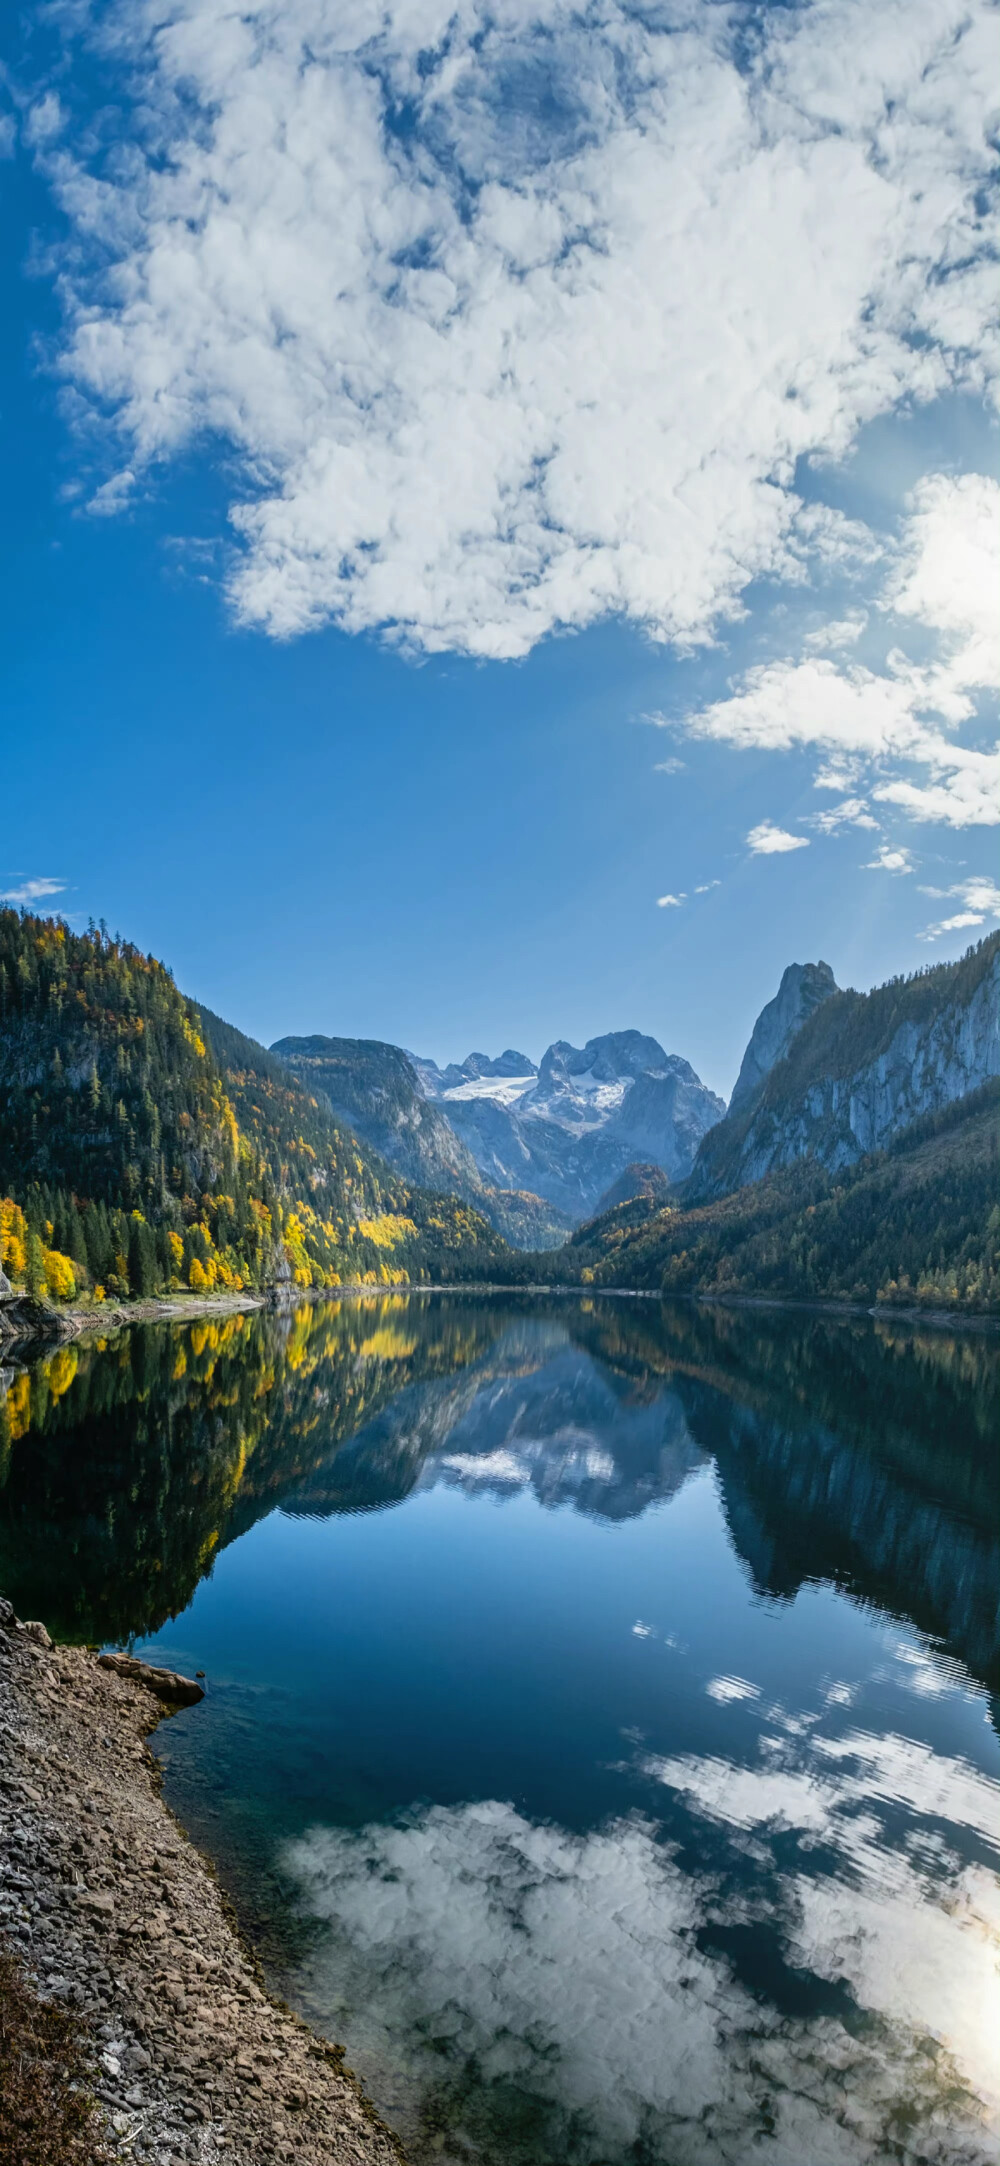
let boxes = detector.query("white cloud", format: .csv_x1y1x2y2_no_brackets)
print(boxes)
653,757,685,776
694,880,720,894
813,759,867,792
0,877,67,906
887,473,1000,699
686,657,926,757
24,93,64,148
656,893,685,909
44,0,998,657
960,879,1000,915
872,741,1000,829
927,911,988,934
0,115,16,161
746,822,809,856
86,468,136,518
864,845,914,873
812,796,880,833
677,474,1000,828
918,875,1000,940
805,613,869,652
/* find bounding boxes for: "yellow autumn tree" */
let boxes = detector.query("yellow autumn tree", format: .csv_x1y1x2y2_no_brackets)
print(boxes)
42,1249,76,1301
0,1199,28,1285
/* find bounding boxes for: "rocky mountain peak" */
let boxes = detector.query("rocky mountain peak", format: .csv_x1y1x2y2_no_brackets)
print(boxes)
729,961,839,1115
461,1049,537,1081
534,1030,671,1100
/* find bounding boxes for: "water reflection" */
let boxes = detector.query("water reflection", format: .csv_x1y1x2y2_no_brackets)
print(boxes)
1,1297,996,1689
1,1294,997,2164
286,1743,1000,2166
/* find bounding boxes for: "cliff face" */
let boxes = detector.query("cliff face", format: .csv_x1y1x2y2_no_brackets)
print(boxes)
690,935,1000,1201
728,961,838,1114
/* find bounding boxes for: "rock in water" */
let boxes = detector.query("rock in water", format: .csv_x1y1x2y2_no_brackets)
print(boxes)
97,1653,205,1705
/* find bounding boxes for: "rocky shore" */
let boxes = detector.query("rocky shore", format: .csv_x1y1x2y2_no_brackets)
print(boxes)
0,1287,266,1345
0,1600,404,2166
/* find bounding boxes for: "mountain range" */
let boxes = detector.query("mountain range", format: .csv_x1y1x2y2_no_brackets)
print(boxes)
0,904,996,1318
275,1027,725,1233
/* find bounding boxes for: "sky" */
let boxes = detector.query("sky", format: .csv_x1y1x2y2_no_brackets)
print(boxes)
2,0,998,1100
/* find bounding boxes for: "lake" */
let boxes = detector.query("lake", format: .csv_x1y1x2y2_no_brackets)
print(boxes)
1,1292,998,2165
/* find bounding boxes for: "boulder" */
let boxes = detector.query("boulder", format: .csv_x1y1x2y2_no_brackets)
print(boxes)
97,1653,205,1706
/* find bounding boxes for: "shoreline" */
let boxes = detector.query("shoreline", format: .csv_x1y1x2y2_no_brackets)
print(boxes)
2,1278,995,1349
0,1600,405,2166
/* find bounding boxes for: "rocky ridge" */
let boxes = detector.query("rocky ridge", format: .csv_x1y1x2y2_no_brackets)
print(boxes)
688,935,1000,1202
0,1599,403,2166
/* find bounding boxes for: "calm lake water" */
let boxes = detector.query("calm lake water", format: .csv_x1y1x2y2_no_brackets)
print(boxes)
2,1293,998,2165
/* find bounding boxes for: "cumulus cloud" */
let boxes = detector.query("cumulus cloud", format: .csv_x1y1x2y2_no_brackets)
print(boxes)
656,892,685,908
864,844,914,872
675,473,1000,828
284,1715,1000,2163
694,879,720,893
41,0,998,656
746,822,809,856
918,875,1000,940
0,876,67,905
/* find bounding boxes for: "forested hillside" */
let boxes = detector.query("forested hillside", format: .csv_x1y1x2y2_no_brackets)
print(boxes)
566,1084,999,1312
0,911,511,1306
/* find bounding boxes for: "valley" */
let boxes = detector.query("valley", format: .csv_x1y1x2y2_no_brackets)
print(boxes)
0,906,997,1327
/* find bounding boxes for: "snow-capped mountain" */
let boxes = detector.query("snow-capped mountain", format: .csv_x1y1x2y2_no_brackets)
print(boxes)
414,1029,725,1221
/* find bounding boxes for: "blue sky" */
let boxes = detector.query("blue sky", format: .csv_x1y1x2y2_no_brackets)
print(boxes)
3,0,998,1099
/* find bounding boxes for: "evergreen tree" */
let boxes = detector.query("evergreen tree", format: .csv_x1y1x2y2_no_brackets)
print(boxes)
25,1228,46,1299
128,1219,159,1300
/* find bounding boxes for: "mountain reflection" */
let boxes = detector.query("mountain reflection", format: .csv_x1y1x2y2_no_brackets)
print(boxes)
0,1294,996,1692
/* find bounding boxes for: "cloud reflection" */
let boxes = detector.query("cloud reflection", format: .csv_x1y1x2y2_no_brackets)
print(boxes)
285,1715,999,2164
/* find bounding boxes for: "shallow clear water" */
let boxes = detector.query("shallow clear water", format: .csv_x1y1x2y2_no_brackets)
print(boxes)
2,1294,998,2163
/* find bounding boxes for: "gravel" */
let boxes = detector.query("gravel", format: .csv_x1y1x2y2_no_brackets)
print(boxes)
0,1599,405,2166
